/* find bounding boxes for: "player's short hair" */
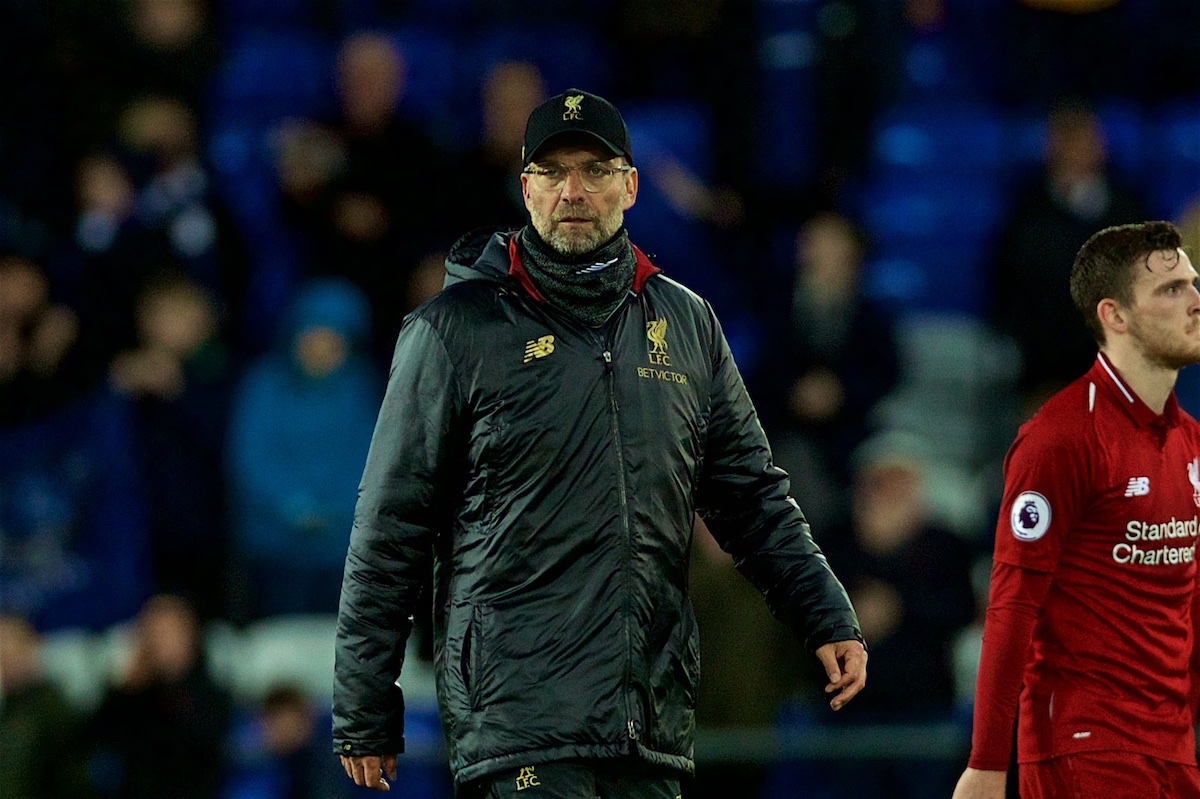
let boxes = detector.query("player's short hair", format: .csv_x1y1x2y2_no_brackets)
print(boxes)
1069,220,1184,343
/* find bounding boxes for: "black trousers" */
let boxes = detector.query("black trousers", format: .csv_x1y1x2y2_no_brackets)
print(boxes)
458,757,684,799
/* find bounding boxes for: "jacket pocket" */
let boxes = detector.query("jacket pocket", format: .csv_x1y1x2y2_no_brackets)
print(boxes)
466,603,483,711
439,600,477,730
683,631,701,709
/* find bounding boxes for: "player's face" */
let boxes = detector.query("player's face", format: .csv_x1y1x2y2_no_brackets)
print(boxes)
1125,248,1200,369
521,144,637,257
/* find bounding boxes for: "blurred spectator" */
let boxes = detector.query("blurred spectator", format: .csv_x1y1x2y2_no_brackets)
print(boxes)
758,213,900,527
0,255,86,425
988,101,1147,414
0,362,149,631
57,94,246,355
56,150,171,372
109,272,236,620
227,683,348,799
276,32,449,361
117,94,249,332
108,0,220,117
451,60,547,234
119,0,221,109
88,594,232,799
823,441,976,718
808,439,975,796
332,30,446,253
38,0,219,156
0,614,95,799
225,278,381,619
274,121,347,224
404,249,450,313
809,0,953,190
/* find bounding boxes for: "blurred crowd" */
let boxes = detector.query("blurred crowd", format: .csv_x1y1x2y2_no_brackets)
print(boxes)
2,0,1200,797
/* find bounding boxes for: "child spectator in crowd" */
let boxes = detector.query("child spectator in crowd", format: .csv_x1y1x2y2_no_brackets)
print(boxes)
227,683,349,799
225,278,381,619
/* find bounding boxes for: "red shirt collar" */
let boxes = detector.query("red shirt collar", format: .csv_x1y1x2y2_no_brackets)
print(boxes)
1091,351,1182,428
506,234,661,303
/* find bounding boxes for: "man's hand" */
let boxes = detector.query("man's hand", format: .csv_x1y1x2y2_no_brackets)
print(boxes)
341,754,398,792
814,639,867,711
951,767,1006,799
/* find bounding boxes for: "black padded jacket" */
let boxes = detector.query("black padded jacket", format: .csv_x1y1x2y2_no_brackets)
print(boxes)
332,229,862,785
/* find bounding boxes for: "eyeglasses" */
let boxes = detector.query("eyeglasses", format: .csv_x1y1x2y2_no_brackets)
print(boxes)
522,161,633,193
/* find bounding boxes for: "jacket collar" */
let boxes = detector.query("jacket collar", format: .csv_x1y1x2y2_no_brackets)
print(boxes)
506,234,660,303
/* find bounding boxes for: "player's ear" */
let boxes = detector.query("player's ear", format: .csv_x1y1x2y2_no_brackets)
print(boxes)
1097,298,1128,334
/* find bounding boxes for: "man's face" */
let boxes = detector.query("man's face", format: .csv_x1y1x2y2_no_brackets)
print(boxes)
1123,248,1200,369
521,143,637,256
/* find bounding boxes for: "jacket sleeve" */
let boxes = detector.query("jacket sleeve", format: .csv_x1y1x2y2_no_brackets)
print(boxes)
694,304,862,653
333,315,464,756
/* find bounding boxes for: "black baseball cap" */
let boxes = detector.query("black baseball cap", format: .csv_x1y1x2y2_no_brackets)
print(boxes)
522,88,633,165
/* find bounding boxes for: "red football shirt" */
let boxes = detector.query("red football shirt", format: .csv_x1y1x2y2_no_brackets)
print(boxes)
976,353,1200,766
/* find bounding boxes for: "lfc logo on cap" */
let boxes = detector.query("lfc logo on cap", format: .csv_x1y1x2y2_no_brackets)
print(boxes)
563,94,584,121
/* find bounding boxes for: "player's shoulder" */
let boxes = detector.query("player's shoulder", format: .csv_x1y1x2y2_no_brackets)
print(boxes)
1021,373,1098,439
409,274,512,329
643,272,713,319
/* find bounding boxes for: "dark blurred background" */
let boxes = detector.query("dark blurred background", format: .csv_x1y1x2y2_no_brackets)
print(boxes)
1,0,1199,797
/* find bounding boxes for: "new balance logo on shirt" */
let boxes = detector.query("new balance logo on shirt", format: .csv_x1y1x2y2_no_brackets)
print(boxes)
1125,477,1150,497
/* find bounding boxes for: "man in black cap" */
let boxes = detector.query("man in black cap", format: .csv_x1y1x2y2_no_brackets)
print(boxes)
332,88,867,798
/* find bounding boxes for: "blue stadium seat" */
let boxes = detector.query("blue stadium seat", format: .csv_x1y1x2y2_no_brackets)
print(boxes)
862,174,1004,242
388,25,461,143
895,1,1008,103
862,240,990,316
858,100,1018,316
205,121,305,349
619,100,761,371
1003,110,1047,174
753,1,819,187
621,100,713,257
855,169,1005,316
206,123,280,228
452,24,614,149
1095,101,1148,185
871,101,1005,176
1146,101,1200,219
461,24,613,98
211,30,337,124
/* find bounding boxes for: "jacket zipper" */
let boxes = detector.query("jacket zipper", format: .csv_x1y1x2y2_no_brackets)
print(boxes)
603,348,638,746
